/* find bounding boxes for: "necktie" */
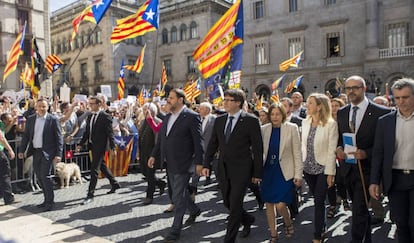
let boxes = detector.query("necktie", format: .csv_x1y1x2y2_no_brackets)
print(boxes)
225,116,234,143
89,113,97,142
351,106,359,133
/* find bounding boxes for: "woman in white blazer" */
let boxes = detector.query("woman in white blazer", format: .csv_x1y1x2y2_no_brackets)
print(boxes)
260,103,302,242
301,93,338,243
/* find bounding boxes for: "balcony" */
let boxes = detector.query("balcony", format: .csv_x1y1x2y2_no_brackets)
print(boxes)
326,56,342,66
379,46,414,59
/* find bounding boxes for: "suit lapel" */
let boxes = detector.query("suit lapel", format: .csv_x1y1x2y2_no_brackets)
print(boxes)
167,108,186,136
230,112,245,139
357,102,374,137
280,123,287,155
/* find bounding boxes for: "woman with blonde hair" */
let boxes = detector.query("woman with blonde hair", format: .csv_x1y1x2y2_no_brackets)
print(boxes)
260,103,302,242
302,93,338,243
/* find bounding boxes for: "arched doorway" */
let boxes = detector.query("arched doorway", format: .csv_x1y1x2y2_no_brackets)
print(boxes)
324,79,340,98
255,84,271,101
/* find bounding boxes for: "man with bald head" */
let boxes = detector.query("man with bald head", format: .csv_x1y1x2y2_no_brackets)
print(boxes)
290,91,307,118
336,75,390,243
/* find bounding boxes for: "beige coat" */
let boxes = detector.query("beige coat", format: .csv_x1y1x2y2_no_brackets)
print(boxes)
261,122,303,181
301,118,338,175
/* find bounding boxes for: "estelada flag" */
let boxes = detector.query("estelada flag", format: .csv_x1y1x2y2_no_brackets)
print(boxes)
103,135,134,177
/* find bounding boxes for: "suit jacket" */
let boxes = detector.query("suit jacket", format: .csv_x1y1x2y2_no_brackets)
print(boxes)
202,114,216,153
151,107,203,174
302,118,338,175
80,110,115,154
19,113,63,161
203,111,263,180
289,114,303,127
370,111,397,194
261,122,302,181
337,101,390,176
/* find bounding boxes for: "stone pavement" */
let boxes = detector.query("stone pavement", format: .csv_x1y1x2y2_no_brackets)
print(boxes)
0,172,397,243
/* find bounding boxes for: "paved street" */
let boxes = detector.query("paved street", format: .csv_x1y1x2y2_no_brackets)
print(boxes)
0,172,396,243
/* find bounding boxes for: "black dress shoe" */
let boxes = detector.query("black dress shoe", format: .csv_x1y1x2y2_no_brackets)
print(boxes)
184,209,201,226
239,224,251,238
43,203,54,212
164,232,180,243
158,181,166,195
37,203,46,208
5,197,16,205
81,197,94,205
142,198,153,205
371,217,384,225
107,183,121,194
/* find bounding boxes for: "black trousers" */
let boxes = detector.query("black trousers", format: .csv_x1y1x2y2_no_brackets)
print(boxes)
87,149,117,198
388,171,414,243
345,166,371,243
0,150,13,203
33,149,54,205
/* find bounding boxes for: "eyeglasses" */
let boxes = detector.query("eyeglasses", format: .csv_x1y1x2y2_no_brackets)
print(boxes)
344,86,363,92
223,98,236,102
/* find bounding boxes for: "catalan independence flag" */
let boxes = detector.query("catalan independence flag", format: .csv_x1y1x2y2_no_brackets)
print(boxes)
279,51,303,72
110,0,159,44
104,135,134,177
118,60,125,100
70,0,112,47
124,44,146,73
284,75,303,94
193,0,242,79
271,74,286,91
45,54,64,73
3,23,26,82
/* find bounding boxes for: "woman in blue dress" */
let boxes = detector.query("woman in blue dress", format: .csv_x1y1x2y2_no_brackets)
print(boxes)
260,103,303,242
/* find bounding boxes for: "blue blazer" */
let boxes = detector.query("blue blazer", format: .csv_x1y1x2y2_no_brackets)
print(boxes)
19,113,63,161
370,111,397,194
151,107,204,174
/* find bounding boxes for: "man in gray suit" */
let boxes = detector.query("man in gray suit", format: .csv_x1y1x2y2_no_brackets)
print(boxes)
199,102,216,185
148,88,204,243
18,99,63,211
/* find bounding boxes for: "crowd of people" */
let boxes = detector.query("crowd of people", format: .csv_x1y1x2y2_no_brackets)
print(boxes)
0,75,413,243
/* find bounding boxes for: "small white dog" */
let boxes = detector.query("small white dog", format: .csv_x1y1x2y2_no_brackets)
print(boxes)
55,162,83,189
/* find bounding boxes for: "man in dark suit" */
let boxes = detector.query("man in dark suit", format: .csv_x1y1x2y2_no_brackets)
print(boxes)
199,89,263,243
336,75,390,243
77,96,120,205
148,88,203,243
18,99,63,211
369,78,414,243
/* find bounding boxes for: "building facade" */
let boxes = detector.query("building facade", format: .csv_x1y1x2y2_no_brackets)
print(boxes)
243,0,414,99
0,0,50,91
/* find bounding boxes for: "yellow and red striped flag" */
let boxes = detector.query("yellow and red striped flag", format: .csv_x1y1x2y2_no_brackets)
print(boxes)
184,79,197,102
45,54,64,73
21,62,34,87
284,75,303,94
110,0,159,44
271,90,280,104
138,87,146,105
124,44,146,73
161,61,168,86
70,5,95,47
279,51,303,72
3,23,26,82
193,0,242,79
104,135,134,177
117,60,125,100
256,95,264,110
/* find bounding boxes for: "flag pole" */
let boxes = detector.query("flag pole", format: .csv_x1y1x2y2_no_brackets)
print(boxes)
150,30,159,90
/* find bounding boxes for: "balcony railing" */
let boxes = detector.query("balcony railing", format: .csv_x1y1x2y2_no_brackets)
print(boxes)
379,46,414,59
326,56,342,66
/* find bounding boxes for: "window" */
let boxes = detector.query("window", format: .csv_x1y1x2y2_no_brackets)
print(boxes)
327,32,340,57
162,28,168,44
171,26,177,43
387,23,408,48
136,36,143,45
94,59,102,79
95,30,102,44
74,36,79,49
253,1,264,19
190,21,198,39
255,43,269,65
128,59,136,78
80,63,88,81
62,38,67,53
88,29,94,45
288,37,302,58
56,40,61,54
289,0,298,12
67,36,71,52
81,32,86,48
17,10,29,32
187,56,197,73
325,0,336,5
180,24,187,41
51,42,55,54
164,59,172,76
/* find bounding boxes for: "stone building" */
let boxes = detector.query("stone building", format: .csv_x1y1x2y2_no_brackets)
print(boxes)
0,0,50,91
243,0,414,99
